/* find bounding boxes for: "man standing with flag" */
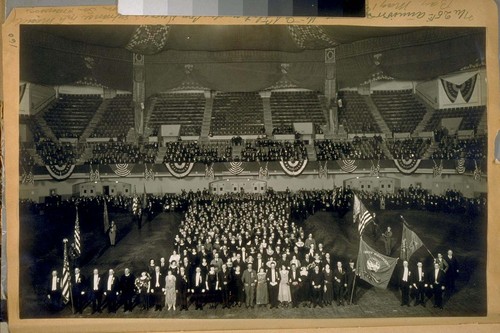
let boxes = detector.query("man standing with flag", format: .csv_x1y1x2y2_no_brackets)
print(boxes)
400,223,424,261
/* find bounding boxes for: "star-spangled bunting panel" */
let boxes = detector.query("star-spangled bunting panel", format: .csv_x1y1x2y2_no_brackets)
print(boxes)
441,73,478,103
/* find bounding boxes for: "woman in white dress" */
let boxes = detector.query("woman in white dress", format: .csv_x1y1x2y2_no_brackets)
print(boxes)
164,270,177,311
278,265,291,307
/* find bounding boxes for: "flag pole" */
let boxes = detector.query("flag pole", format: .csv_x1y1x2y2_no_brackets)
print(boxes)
400,215,435,260
63,239,75,314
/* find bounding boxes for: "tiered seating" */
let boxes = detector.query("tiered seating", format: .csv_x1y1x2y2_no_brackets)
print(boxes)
86,142,155,165
387,137,431,160
163,141,231,163
424,106,486,131
270,91,326,129
432,135,486,160
210,92,265,135
241,139,307,161
92,95,134,139
35,140,79,166
149,93,205,137
338,91,380,133
43,94,102,138
371,90,427,133
315,136,385,160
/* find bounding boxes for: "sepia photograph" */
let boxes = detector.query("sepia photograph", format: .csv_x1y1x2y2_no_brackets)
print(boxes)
16,23,487,322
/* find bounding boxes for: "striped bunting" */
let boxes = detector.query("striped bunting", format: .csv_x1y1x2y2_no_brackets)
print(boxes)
46,164,75,181
227,162,244,175
110,164,134,177
279,159,308,177
337,159,357,173
456,158,466,174
165,162,194,178
393,158,421,175
74,207,81,257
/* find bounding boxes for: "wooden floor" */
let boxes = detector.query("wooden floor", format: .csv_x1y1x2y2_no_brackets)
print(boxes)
19,208,486,319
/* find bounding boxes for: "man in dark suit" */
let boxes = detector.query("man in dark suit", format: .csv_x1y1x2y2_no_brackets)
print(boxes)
191,266,206,310
345,259,357,305
289,263,301,308
47,270,62,311
446,249,459,293
266,261,280,309
333,261,347,306
103,269,119,313
310,265,323,308
399,261,412,306
177,266,189,311
412,261,427,307
88,268,103,314
120,268,136,312
150,266,163,311
219,263,231,309
429,262,446,309
241,263,257,308
71,267,86,314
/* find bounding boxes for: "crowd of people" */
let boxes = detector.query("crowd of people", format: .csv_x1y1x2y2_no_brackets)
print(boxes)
35,139,80,166
315,136,386,160
431,135,486,160
388,137,432,160
85,141,158,165
44,188,470,314
241,139,308,162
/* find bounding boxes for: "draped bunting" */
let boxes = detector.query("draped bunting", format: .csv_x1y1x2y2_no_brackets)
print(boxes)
45,164,75,181
279,159,308,177
337,160,357,173
393,158,421,175
456,158,466,174
110,164,134,177
226,162,245,175
165,162,195,179
441,74,478,103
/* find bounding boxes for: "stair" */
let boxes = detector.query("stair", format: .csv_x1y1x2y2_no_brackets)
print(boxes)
380,140,394,159
200,96,214,140
155,146,167,164
33,113,58,142
413,95,437,134
262,97,273,136
362,95,392,135
306,144,317,161
317,95,332,135
476,109,487,135
76,146,93,164
79,99,110,143
422,140,438,159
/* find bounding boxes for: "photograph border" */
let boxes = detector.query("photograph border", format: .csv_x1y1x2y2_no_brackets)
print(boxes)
3,0,500,332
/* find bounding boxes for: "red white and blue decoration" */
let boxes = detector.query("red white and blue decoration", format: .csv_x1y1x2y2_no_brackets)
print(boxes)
318,161,328,178
89,164,100,182
456,158,466,174
432,159,443,177
205,163,215,180
393,158,421,175
279,159,308,177
258,162,269,179
441,73,478,103
227,162,244,175
110,164,134,177
370,160,380,177
144,163,155,181
337,160,357,173
46,164,75,181
165,162,194,179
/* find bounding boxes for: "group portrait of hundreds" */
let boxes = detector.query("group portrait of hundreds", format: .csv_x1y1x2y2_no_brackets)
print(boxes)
17,24,487,320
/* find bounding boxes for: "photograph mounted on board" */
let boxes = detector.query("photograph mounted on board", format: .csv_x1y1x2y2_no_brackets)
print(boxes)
18,23,487,320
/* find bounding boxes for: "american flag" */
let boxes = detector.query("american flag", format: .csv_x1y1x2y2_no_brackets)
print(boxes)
62,239,71,304
74,207,81,257
353,195,374,236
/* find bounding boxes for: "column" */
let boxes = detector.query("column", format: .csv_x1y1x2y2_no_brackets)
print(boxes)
133,53,145,135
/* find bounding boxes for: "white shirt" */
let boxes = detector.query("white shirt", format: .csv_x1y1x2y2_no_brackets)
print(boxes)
403,267,408,282
418,268,423,281
271,269,276,283
434,269,439,282
107,276,113,290
93,275,99,290
195,273,201,286
75,274,80,283
51,277,57,291
155,273,160,287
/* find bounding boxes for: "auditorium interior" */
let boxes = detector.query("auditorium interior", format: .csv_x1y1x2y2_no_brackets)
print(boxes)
17,25,487,319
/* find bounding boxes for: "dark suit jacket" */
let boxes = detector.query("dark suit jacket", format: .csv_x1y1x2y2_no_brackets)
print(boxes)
266,269,280,286
89,274,103,293
428,269,445,286
333,268,347,286
191,272,206,291
47,275,62,294
150,272,163,292
104,275,119,294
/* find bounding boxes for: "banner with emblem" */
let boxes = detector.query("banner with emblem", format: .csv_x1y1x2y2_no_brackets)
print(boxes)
356,238,398,289
400,224,424,262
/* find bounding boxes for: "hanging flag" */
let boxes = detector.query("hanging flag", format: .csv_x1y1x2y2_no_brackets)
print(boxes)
400,223,424,261
356,238,398,289
353,195,374,236
103,199,110,234
74,207,81,257
61,238,71,304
